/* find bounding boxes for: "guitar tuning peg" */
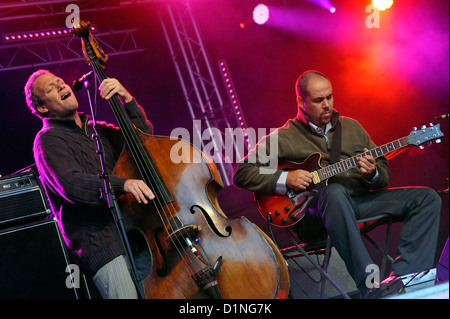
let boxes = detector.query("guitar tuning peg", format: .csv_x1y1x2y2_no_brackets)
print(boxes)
421,125,427,129
419,145,425,150
436,139,442,144
428,141,433,146
413,127,418,131
429,123,434,127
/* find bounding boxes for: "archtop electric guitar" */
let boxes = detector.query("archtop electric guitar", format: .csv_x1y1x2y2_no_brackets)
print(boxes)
255,124,444,227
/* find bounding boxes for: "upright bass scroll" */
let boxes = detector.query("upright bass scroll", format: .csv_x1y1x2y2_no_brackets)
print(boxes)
72,20,289,299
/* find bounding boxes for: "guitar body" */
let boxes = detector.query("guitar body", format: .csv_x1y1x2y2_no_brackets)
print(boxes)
255,153,325,228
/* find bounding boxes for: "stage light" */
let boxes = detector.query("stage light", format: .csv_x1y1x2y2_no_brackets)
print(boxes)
253,4,270,25
372,0,393,11
218,59,252,148
311,0,336,14
3,29,69,42
3,25,95,43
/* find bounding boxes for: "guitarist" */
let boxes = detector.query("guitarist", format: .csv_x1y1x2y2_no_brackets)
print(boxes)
233,70,441,298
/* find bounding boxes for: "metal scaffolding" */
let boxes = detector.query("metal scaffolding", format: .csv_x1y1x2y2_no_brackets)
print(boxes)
0,28,143,72
0,0,151,72
158,0,243,186
0,0,154,22
1,0,249,186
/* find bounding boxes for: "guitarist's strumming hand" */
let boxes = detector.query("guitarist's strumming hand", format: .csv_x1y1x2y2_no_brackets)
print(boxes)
286,169,313,192
356,148,377,181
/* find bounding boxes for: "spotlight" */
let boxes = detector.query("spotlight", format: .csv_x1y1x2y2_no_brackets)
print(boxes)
330,7,336,13
253,4,269,25
372,0,393,11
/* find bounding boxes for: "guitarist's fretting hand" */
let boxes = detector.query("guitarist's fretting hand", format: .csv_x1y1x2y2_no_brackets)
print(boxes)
286,147,377,191
356,148,377,181
286,169,313,191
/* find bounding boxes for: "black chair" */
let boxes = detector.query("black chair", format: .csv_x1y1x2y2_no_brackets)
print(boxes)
279,214,395,299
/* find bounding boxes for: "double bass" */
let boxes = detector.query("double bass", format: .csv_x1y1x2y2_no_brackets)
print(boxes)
72,20,289,299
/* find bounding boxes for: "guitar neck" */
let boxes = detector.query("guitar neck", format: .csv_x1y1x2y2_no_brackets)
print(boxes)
315,137,408,183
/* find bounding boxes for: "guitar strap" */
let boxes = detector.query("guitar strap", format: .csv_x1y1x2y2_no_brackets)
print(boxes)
329,120,342,164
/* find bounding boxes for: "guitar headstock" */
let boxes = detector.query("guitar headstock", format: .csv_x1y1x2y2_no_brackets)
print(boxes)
406,124,444,148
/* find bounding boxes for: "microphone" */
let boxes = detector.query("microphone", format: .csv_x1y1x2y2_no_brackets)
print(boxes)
72,70,94,90
435,114,449,120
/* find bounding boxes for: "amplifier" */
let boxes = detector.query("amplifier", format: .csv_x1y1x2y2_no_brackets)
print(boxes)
0,219,80,298
0,171,50,226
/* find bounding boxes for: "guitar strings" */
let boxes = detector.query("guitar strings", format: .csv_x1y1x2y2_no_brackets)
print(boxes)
317,138,408,182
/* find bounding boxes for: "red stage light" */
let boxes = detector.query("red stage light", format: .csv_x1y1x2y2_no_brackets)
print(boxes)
253,4,269,25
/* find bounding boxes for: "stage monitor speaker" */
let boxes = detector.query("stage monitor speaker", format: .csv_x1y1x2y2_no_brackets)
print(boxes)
0,219,79,299
0,172,50,227
436,238,449,284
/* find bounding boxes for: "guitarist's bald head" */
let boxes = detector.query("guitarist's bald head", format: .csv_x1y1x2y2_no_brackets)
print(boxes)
295,70,329,100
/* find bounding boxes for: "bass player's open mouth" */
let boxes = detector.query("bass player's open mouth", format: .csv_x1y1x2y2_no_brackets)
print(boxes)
61,92,71,100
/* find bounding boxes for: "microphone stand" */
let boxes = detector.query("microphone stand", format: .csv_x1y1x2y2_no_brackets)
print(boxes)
82,79,145,299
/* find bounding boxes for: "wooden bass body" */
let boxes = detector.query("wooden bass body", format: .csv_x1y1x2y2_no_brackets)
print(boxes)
114,132,289,299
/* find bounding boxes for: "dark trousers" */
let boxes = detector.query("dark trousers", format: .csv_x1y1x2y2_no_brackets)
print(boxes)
295,183,441,291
